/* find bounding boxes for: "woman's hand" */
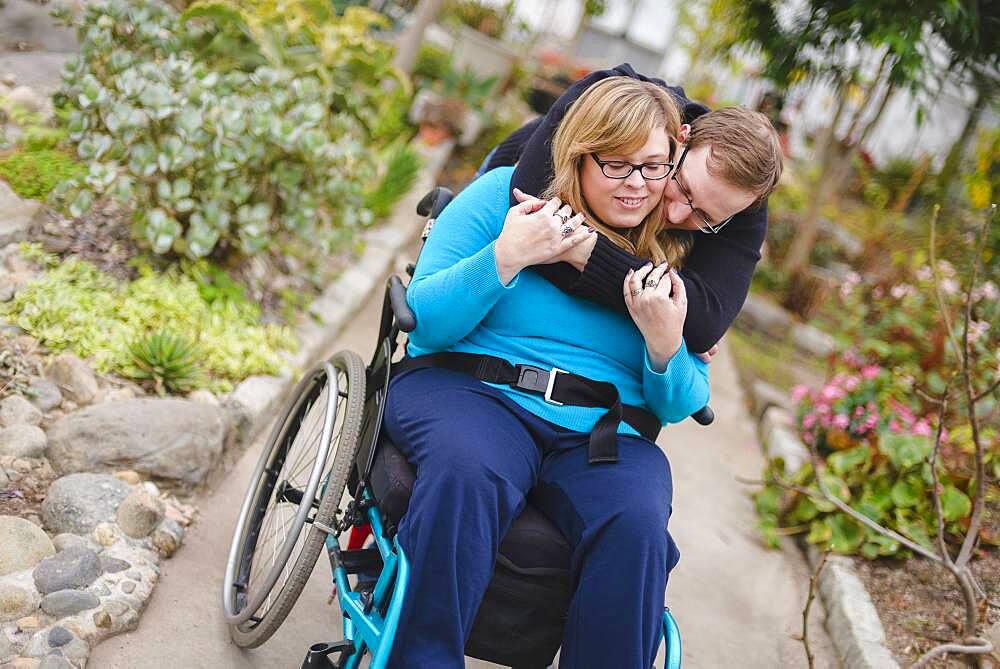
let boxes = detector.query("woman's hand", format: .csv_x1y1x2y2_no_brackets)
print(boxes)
624,263,687,372
511,188,597,271
494,193,593,284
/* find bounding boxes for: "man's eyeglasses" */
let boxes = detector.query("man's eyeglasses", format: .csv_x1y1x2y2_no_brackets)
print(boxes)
671,146,733,234
590,154,673,181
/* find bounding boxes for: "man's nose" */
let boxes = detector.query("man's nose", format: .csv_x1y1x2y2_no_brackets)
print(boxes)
664,198,691,225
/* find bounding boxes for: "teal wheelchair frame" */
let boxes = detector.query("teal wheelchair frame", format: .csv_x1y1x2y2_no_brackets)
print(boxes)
222,188,700,668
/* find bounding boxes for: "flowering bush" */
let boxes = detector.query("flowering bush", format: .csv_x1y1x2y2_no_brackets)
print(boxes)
755,248,1000,558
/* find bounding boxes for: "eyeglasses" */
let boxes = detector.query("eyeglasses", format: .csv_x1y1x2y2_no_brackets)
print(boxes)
671,146,733,234
590,154,673,181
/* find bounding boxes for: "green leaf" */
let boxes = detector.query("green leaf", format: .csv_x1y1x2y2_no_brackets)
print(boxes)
806,519,831,545
828,445,870,477
827,514,865,554
940,485,971,522
890,477,924,508
880,433,933,470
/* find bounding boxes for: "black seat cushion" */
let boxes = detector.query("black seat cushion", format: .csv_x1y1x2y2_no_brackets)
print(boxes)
369,435,573,666
368,436,573,574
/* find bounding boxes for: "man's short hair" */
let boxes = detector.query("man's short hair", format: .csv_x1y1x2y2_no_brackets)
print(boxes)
689,107,783,207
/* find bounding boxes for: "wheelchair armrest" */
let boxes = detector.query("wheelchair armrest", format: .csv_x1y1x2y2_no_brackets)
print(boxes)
416,187,454,219
690,405,714,426
388,275,416,332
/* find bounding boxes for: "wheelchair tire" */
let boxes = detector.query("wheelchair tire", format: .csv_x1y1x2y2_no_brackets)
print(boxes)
222,350,366,648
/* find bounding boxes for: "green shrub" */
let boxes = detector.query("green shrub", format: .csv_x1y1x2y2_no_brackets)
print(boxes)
364,142,422,219
1,243,295,392
0,149,86,200
127,329,202,394
414,43,453,84
52,0,403,259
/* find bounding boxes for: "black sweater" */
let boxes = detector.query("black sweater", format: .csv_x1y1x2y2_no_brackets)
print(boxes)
486,64,768,354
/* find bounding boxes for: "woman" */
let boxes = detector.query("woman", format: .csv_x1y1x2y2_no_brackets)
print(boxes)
384,77,708,668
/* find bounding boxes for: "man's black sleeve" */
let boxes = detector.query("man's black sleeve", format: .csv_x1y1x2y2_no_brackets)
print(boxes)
489,63,764,354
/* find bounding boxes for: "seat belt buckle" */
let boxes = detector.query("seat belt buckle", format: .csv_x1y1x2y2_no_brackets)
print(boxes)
544,367,567,406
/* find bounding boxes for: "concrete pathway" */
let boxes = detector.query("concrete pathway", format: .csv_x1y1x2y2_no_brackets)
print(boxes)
90,253,837,668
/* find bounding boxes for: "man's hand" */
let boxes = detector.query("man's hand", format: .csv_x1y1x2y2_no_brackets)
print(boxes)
494,195,593,284
624,263,687,372
511,188,596,271
696,344,720,364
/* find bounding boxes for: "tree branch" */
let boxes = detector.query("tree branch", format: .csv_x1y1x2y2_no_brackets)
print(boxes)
908,638,993,668
928,207,963,361
800,551,829,669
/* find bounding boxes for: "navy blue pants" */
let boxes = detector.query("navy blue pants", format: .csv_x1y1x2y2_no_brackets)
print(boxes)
383,367,681,669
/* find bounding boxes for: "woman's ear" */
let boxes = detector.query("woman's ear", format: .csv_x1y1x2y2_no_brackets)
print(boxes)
677,124,691,144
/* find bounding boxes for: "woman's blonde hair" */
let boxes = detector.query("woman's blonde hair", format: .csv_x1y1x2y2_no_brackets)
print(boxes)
546,77,691,267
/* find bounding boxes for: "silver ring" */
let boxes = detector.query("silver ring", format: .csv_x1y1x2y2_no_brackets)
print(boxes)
556,212,570,225
646,280,658,288
630,288,642,296
560,223,573,236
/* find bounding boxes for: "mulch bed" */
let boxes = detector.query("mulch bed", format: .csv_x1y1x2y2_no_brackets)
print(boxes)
854,547,1000,667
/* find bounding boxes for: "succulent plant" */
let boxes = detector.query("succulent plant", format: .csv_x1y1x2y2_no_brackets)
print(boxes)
127,330,202,395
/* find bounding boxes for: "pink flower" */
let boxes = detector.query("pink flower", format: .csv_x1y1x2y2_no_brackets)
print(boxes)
913,420,932,437
802,413,817,429
816,403,831,416
861,365,882,380
820,385,845,402
890,284,915,299
803,432,815,444
791,385,810,402
863,415,878,431
916,266,933,282
833,414,850,429
941,278,959,295
844,375,860,391
873,286,884,299
969,320,991,343
889,419,902,433
854,406,865,417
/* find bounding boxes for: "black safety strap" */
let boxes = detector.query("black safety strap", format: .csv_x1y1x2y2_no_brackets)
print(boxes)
390,352,661,464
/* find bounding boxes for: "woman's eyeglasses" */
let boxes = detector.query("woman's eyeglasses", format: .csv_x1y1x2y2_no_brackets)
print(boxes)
671,146,733,234
590,154,673,181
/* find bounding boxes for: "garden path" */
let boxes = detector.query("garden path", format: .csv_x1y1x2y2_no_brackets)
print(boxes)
88,250,839,668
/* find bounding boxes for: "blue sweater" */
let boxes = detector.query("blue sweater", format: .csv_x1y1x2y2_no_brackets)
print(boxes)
405,167,710,436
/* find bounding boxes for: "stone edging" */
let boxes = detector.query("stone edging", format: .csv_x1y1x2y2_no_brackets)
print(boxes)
223,138,454,449
736,293,836,359
752,397,900,669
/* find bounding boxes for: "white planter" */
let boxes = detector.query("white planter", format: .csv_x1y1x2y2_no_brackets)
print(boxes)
450,24,518,89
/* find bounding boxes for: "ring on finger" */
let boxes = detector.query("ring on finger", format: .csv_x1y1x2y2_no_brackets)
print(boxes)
630,288,642,296
646,279,658,288
555,212,570,225
561,222,574,236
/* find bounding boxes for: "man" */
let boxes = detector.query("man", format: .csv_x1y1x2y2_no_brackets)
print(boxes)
483,63,783,356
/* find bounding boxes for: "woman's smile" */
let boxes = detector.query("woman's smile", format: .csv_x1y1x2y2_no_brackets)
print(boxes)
614,195,648,210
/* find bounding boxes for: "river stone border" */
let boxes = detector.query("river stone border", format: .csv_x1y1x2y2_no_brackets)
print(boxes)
747,385,900,669
223,138,454,450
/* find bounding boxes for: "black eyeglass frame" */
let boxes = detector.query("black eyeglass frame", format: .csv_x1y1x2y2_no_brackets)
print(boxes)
589,154,674,181
671,146,734,234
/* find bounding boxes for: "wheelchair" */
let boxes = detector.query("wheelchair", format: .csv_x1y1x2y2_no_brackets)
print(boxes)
222,187,713,668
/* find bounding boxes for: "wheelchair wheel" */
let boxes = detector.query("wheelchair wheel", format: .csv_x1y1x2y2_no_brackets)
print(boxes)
222,350,366,648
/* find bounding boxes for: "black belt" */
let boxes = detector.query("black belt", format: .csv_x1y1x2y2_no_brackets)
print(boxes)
390,352,661,464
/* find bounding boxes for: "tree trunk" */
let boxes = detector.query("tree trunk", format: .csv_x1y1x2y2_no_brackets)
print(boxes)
937,84,985,200
781,76,896,276
392,0,446,76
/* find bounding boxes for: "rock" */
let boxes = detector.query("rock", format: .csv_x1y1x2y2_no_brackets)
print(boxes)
98,556,129,574
187,389,219,406
102,388,134,403
4,87,43,114
0,632,14,663
39,590,99,617
0,425,47,458
124,570,140,581
92,523,119,547
736,293,793,338
92,610,111,628
0,396,43,427
13,658,40,669
32,546,102,594
0,581,40,623
120,581,135,594
16,615,41,631
0,516,56,577
90,584,110,597
102,600,128,617
39,655,74,669
45,398,227,485
113,470,141,485
41,473,131,535
50,535,86,554
115,488,164,539
748,379,791,418
224,375,285,443
791,323,836,358
44,354,99,407
151,518,183,558
26,378,61,413
0,181,41,248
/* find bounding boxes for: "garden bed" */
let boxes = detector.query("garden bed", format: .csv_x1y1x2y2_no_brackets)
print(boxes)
855,547,1000,667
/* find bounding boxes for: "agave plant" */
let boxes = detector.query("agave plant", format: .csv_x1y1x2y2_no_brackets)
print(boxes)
127,330,202,395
